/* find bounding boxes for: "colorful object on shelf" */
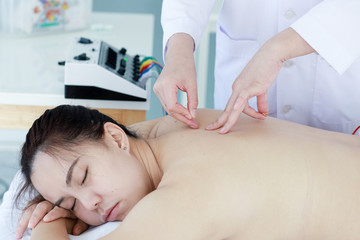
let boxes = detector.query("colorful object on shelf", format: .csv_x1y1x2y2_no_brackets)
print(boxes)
0,0,90,35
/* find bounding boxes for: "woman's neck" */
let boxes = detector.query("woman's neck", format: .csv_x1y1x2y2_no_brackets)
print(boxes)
129,137,163,190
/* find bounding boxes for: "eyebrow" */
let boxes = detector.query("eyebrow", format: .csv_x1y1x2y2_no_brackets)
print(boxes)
54,157,80,208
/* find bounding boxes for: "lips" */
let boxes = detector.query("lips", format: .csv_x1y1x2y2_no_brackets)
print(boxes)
103,202,120,222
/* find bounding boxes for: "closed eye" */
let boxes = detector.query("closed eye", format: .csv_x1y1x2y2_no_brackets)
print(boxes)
71,167,88,211
82,167,88,185
71,199,76,211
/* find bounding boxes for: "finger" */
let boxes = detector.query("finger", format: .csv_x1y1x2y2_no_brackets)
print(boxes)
156,95,170,116
15,205,36,239
256,93,269,116
205,112,227,131
219,107,243,134
154,83,185,117
233,91,249,110
213,92,249,133
172,112,199,129
161,97,195,126
43,206,75,222
186,86,198,119
168,102,193,120
72,219,89,236
159,86,192,119
243,104,266,120
28,201,54,228
205,93,239,130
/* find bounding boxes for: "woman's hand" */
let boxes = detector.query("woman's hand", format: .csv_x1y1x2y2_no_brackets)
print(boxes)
15,200,88,239
206,28,315,134
153,33,199,129
29,218,77,240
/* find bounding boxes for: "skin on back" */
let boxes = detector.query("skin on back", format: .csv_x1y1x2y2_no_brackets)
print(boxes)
101,109,360,240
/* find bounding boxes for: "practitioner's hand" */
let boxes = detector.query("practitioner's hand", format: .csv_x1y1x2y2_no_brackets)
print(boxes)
153,33,199,129
206,28,315,134
205,43,280,133
15,200,88,239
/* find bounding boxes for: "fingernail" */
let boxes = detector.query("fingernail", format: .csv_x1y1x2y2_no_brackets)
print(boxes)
43,215,49,221
185,113,192,119
205,124,213,130
262,112,268,117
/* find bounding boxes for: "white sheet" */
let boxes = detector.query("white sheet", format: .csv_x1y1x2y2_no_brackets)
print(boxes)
0,171,120,240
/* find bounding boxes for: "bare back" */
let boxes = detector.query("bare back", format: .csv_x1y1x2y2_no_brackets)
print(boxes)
103,109,360,240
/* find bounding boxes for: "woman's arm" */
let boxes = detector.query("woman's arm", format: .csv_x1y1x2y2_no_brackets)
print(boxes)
30,218,75,240
16,199,88,238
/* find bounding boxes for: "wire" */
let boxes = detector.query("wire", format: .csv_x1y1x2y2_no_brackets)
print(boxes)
140,58,163,72
352,125,360,135
138,56,165,115
140,63,162,77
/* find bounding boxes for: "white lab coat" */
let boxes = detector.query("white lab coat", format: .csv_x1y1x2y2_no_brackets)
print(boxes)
162,0,360,134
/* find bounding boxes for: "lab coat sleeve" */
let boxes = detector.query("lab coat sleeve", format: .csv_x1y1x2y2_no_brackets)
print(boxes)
291,0,360,75
161,0,218,62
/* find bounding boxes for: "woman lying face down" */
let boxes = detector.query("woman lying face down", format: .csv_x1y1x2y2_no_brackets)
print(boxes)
30,125,153,226
17,105,360,239
18,105,161,227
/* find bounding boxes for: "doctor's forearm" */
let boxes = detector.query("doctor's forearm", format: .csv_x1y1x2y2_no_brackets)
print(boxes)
264,28,315,63
165,33,195,64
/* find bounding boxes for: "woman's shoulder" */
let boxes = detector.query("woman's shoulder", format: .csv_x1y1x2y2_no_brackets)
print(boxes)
127,115,184,139
128,109,223,139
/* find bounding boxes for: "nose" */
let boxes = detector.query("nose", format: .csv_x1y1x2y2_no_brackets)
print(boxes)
78,191,101,211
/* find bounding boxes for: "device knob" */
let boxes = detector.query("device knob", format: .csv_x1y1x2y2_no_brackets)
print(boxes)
133,68,140,74
133,74,140,82
78,37,93,44
134,55,140,62
120,59,127,68
119,48,127,55
118,67,126,76
74,53,90,61
134,61,140,68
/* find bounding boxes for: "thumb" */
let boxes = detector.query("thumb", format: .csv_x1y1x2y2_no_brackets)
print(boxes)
256,93,269,115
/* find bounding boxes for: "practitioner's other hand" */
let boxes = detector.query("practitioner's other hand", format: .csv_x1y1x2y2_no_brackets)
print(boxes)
15,200,88,239
153,33,199,129
206,28,315,134
205,43,279,133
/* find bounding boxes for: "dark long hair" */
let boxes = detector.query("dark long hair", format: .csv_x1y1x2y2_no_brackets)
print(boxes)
14,105,137,208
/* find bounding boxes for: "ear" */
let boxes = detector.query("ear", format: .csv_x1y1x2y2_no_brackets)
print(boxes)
103,122,130,153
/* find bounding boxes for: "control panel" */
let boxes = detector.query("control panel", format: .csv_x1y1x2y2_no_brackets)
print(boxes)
65,37,148,101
